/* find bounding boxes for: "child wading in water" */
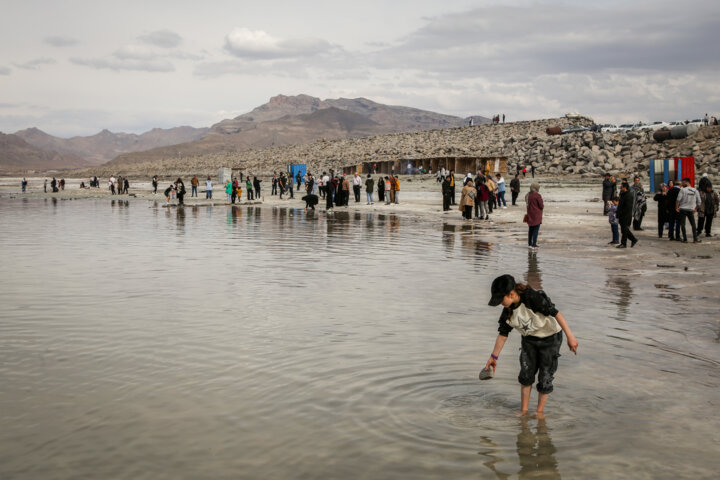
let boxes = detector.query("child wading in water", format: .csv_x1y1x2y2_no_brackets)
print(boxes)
484,274,579,416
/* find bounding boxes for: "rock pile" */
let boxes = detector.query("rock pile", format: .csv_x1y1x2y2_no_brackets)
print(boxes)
72,118,719,179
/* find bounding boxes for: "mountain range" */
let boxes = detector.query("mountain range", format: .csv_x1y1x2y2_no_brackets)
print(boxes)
1,95,489,172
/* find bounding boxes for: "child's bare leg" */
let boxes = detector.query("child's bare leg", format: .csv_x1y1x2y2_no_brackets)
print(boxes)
536,392,549,414
520,385,532,413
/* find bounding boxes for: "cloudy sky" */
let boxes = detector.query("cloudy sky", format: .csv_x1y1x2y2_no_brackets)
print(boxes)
1,0,717,137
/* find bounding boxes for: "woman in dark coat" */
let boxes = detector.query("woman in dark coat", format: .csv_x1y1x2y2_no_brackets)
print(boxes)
525,183,544,249
653,183,669,238
442,175,452,211
616,182,637,248
377,176,385,203
175,178,186,205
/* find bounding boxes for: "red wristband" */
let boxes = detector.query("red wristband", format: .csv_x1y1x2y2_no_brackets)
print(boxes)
490,354,498,360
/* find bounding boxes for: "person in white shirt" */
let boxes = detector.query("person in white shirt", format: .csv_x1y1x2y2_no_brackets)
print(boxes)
353,173,363,203
205,177,213,199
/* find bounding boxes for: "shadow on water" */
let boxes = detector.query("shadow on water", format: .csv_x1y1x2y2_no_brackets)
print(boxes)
605,274,633,322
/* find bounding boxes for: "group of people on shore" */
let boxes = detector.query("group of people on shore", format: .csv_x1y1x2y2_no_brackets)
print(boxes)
107,175,130,195
603,173,717,247
297,171,401,211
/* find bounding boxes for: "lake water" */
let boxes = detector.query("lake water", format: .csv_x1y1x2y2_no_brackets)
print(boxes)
1,198,719,479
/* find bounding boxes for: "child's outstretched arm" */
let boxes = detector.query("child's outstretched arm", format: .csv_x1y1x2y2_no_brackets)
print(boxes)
484,334,508,371
555,312,579,354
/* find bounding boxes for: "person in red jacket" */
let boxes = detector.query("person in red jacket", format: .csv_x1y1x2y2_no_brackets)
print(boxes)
525,183,544,249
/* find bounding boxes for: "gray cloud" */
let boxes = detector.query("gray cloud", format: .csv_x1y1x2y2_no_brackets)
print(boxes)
224,27,336,59
71,56,174,73
371,2,720,78
138,30,183,48
12,58,56,70
44,36,79,47
0,66,10,75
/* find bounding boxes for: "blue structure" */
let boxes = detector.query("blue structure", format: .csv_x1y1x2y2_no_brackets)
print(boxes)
287,164,307,184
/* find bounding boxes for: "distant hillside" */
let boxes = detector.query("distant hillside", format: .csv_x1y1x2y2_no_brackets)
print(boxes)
15,126,209,165
110,95,488,167
211,94,483,134
0,132,90,172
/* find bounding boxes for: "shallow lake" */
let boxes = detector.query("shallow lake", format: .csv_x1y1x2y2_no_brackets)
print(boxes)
1,198,718,479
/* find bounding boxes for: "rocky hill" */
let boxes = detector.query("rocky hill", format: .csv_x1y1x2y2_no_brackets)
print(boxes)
0,132,90,173
73,117,720,180
211,94,484,134
14,126,210,166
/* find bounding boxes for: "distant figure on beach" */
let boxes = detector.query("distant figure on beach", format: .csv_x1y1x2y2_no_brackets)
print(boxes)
666,181,681,240
124,178,129,194
164,184,175,204
531,165,536,178
698,182,718,238
601,173,616,215
607,196,620,245
353,173,362,203
365,174,374,205
442,175,452,211
393,176,400,204
271,174,278,195
206,176,213,199
459,178,476,220
676,177,701,243
495,173,507,208
253,176,262,199
60,179,65,191
384,176,391,204
616,182,638,248
484,274,578,416
449,170,456,205
246,178,253,201
175,178,186,205
476,174,490,219
44,179,47,193
469,117,474,127
302,193,318,212
653,184,670,238
502,113,505,123
296,172,302,191
630,176,646,231
229,178,237,203
21,178,27,193
152,175,158,194
525,183,543,249
108,177,115,195
510,174,520,206
377,176,385,203
191,176,199,197
341,175,350,207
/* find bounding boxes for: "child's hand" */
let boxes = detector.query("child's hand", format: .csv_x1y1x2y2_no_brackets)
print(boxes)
567,335,579,354
485,357,497,371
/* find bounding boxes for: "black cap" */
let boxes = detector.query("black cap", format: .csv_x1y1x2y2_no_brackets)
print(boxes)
488,274,516,306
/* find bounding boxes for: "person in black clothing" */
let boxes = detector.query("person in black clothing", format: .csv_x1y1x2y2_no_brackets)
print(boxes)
449,170,457,205
442,175,452,211
666,180,681,240
302,193,318,211
377,176,385,203
653,184,670,238
175,178,186,205
253,176,262,199
152,175,158,194
510,174,521,206
616,182,637,248
602,173,616,214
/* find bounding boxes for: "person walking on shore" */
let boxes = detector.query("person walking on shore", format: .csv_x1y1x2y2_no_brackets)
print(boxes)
206,176,213,199
191,176,199,197
225,180,235,203
175,178,186,205
616,182,638,248
602,173,616,215
378,176,385,203
44,179,47,193
676,177,701,243
152,175,158,194
697,183,718,237
525,183,544,249
21,178,27,193
483,274,579,416
459,178,477,220
353,173,362,203
653,184,670,238
510,174,521,206
631,176,647,231
271,174,278,195
107,177,114,195
442,175,452,211
253,176,262,199
365,174,375,204
246,177,254,201
449,170,456,205
164,184,175,204
496,173,507,208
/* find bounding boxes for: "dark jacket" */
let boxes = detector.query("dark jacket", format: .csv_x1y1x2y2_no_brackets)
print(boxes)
497,288,559,337
617,189,633,226
602,179,616,199
365,178,374,193
510,178,520,193
666,186,680,212
653,192,669,221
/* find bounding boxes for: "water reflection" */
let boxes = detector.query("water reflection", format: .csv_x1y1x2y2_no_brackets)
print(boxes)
525,251,543,290
605,275,633,322
516,417,561,479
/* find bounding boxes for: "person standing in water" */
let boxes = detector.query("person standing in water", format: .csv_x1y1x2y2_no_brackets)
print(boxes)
484,274,578,416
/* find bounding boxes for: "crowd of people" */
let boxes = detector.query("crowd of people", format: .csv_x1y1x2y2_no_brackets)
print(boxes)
603,173,717,247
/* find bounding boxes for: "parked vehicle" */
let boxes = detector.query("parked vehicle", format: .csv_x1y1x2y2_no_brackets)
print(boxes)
617,124,635,132
601,124,620,133
645,121,670,131
561,125,589,134
630,123,649,131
